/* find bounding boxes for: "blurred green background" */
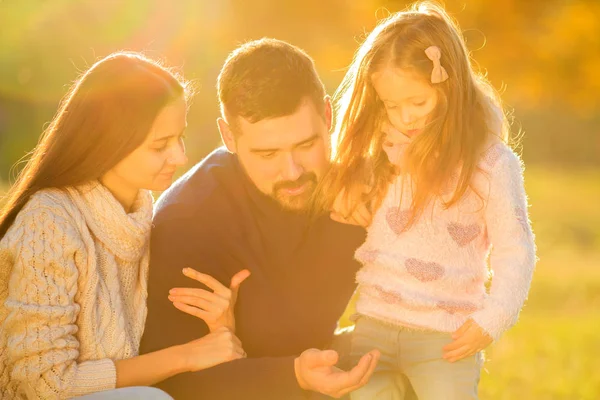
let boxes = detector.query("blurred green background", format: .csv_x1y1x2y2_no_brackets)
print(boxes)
0,1,598,399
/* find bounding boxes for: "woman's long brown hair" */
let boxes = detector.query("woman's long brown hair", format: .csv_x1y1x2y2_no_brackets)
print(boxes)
0,52,191,237
315,2,510,227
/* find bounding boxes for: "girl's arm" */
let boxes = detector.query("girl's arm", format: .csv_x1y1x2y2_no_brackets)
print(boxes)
470,145,537,340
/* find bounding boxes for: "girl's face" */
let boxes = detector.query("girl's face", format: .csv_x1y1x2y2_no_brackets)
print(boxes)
105,95,189,192
371,66,438,140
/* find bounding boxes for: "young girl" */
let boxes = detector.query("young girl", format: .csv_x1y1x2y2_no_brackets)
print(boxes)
319,2,536,399
0,52,244,399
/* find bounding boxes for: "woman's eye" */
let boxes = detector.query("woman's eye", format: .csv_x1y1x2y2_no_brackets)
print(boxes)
413,101,426,107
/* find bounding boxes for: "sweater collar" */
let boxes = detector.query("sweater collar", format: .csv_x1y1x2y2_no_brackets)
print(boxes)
67,181,153,261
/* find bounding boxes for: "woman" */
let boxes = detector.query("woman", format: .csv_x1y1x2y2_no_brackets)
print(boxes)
0,52,244,399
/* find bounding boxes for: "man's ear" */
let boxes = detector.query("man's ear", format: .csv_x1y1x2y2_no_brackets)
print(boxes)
324,95,333,132
217,118,236,153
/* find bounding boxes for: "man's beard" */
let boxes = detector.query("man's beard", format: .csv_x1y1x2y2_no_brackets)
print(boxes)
272,172,318,211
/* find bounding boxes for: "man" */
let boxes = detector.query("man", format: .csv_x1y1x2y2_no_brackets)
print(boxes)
140,38,378,399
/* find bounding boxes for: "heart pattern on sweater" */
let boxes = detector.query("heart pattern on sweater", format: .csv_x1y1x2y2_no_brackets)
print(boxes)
437,300,477,314
405,258,445,282
373,285,402,304
358,249,380,264
447,222,481,246
482,145,502,168
386,207,411,235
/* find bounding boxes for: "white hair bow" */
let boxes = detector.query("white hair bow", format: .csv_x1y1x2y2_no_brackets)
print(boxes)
425,46,449,84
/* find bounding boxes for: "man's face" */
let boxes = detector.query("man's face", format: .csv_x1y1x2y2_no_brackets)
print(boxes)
220,97,332,211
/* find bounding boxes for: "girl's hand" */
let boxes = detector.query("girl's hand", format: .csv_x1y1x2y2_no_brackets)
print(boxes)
169,268,251,333
442,319,493,363
330,186,373,227
180,327,246,372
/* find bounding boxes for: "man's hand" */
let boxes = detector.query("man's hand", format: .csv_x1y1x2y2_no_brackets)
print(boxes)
168,268,251,333
442,319,492,363
294,348,380,398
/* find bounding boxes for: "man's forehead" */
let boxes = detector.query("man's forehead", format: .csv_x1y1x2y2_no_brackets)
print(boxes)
235,103,325,150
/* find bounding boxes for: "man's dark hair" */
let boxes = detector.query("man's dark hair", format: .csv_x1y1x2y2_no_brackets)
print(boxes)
217,38,326,133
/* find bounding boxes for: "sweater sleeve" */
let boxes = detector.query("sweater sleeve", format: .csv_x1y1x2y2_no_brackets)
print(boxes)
4,207,117,399
140,209,308,400
470,146,537,340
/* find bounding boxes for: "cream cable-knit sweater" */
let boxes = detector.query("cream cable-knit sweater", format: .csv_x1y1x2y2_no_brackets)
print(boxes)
355,136,536,340
0,181,153,399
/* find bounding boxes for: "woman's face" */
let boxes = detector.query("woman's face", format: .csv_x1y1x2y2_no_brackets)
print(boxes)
106,95,189,192
371,66,438,140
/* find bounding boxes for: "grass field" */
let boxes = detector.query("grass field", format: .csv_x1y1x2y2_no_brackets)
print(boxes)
1,166,599,399
477,167,600,400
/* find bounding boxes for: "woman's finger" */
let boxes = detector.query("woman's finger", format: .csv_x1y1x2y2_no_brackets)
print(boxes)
230,269,251,293
170,287,228,303
232,335,243,349
182,268,229,296
168,295,225,313
172,301,212,321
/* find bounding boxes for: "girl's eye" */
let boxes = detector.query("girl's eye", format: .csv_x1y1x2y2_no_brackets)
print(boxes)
300,140,315,149
153,145,168,153
413,101,426,107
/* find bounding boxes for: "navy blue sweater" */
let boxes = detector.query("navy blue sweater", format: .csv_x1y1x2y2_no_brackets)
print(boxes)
140,148,365,399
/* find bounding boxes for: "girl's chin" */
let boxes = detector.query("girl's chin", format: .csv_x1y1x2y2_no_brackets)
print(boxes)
404,128,422,138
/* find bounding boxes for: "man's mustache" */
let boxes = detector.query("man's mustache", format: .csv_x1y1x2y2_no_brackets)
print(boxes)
273,172,317,192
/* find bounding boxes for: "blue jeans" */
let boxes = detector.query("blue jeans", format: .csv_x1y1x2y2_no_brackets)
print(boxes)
72,387,173,399
349,316,482,400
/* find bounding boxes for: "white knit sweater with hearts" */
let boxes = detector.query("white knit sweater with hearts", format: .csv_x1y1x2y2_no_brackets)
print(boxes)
0,182,153,399
355,141,536,340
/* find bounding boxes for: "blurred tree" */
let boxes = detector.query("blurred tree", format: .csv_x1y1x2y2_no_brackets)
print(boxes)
0,0,598,180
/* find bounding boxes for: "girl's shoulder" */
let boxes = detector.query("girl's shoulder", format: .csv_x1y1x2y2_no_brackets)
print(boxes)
477,137,523,175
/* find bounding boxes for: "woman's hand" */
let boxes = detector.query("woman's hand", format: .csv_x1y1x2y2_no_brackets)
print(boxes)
330,186,373,227
179,327,246,372
169,268,251,333
442,319,493,363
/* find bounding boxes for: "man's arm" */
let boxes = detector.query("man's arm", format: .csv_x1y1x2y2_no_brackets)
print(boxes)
140,210,308,400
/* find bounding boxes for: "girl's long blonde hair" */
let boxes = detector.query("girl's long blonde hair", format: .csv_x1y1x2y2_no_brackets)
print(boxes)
315,2,510,226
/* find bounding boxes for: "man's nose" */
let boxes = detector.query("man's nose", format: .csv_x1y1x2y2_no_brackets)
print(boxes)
280,152,303,182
